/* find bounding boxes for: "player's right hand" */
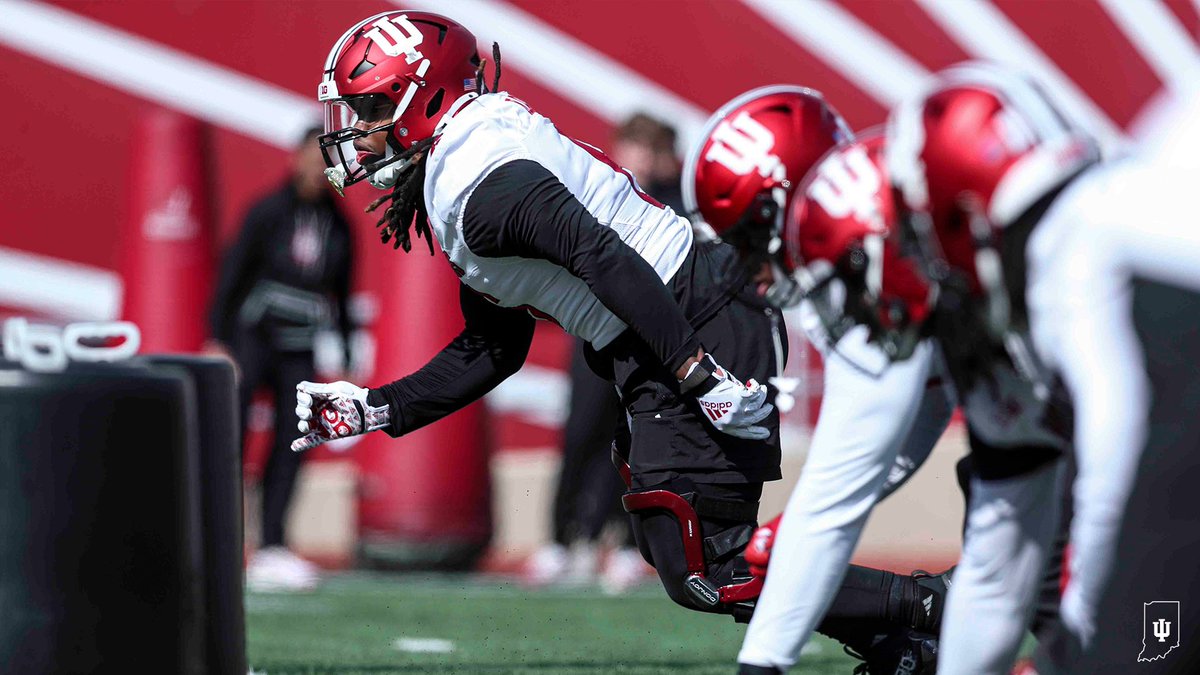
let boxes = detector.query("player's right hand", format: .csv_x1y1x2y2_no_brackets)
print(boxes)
680,354,773,440
291,380,391,452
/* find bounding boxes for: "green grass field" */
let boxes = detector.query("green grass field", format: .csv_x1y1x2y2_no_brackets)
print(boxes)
246,573,857,674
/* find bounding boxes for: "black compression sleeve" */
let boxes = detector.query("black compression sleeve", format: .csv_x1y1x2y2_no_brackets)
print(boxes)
367,284,535,437
462,159,700,373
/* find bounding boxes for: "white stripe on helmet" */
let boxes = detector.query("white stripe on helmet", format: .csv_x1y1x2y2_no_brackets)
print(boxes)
322,11,397,75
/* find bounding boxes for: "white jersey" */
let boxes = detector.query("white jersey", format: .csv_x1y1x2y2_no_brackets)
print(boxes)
739,322,955,670
422,93,693,350
1022,152,1200,652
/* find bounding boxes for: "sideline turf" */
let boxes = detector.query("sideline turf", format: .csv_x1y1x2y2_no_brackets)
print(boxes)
246,573,856,674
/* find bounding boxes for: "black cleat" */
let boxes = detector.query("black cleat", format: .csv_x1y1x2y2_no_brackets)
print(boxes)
845,626,938,675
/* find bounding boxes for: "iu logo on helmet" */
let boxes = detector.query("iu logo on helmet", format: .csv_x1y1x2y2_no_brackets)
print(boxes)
808,145,884,229
363,14,425,64
706,112,784,179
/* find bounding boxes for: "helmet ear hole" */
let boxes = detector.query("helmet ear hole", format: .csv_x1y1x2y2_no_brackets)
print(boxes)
424,88,446,119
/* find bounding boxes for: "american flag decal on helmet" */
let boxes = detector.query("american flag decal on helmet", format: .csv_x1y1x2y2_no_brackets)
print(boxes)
463,78,476,91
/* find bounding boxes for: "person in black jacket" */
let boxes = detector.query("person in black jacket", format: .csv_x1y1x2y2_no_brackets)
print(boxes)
209,125,355,592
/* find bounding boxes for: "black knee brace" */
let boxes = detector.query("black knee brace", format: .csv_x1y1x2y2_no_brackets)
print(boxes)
613,447,762,620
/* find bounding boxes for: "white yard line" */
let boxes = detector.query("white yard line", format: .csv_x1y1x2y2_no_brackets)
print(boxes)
392,637,456,654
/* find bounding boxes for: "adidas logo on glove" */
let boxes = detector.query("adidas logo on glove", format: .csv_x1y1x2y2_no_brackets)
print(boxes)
701,400,733,421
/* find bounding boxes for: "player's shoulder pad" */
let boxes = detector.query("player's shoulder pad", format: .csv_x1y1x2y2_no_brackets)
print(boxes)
425,94,537,225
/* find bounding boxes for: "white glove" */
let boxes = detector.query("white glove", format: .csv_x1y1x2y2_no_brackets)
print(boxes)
292,380,391,452
680,354,774,440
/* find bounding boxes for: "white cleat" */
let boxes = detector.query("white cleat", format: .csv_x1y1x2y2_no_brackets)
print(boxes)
246,546,320,593
522,543,572,586
601,547,651,595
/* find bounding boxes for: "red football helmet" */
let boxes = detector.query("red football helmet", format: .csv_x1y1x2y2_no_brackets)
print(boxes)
683,85,852,305
317,11,481,192
786,131,934,359
886,62,1099,300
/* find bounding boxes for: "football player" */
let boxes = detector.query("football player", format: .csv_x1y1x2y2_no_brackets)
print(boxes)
684,90,955,675
297,9,779,623
886,63,1200,673
296,11,952,671
731,79,1081,670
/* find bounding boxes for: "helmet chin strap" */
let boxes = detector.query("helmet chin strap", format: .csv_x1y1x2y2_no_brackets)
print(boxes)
366,82,430,190
365,134,428,190
367,143,401,189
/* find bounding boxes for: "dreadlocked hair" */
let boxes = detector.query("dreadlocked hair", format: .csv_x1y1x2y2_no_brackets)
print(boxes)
491,42,502,92
366,43,502,255
364,136,437,254
473,42,503,94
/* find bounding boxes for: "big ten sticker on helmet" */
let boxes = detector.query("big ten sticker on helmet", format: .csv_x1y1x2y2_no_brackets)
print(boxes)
363,14,425,64
808,145,885,231
706,112,785,182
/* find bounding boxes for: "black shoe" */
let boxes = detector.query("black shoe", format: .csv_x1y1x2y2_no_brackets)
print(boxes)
910,567,953,632
845,626,938,675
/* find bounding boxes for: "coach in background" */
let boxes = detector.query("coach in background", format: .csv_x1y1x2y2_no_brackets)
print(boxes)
208,126,355,592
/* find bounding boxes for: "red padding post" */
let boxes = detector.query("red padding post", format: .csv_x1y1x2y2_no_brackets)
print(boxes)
354,245,491,569
121,109,214,353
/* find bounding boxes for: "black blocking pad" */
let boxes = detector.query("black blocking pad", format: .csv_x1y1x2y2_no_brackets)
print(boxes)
0,360,205,674
142,355,245,675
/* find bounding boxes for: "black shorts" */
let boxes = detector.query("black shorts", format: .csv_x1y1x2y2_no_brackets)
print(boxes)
588,241,784,488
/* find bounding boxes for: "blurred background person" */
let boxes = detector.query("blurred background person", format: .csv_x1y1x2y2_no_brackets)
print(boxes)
610,113,685,210
208,125,355,592
524,114,683,593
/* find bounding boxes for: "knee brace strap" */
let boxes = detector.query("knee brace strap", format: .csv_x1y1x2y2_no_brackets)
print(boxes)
680,492,760,523
704,523,754,564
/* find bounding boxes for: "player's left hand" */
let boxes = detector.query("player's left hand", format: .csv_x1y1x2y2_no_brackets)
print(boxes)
292,380,390,452
680,354,774,440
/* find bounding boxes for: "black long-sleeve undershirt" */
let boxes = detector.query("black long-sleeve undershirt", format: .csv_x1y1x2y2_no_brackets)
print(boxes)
462,159,701,373
367,158,702,436
367,284,535,437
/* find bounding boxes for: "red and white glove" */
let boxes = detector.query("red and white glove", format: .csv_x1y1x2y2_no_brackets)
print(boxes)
679,354,773,440
745,513,782,579
291,380,390,452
